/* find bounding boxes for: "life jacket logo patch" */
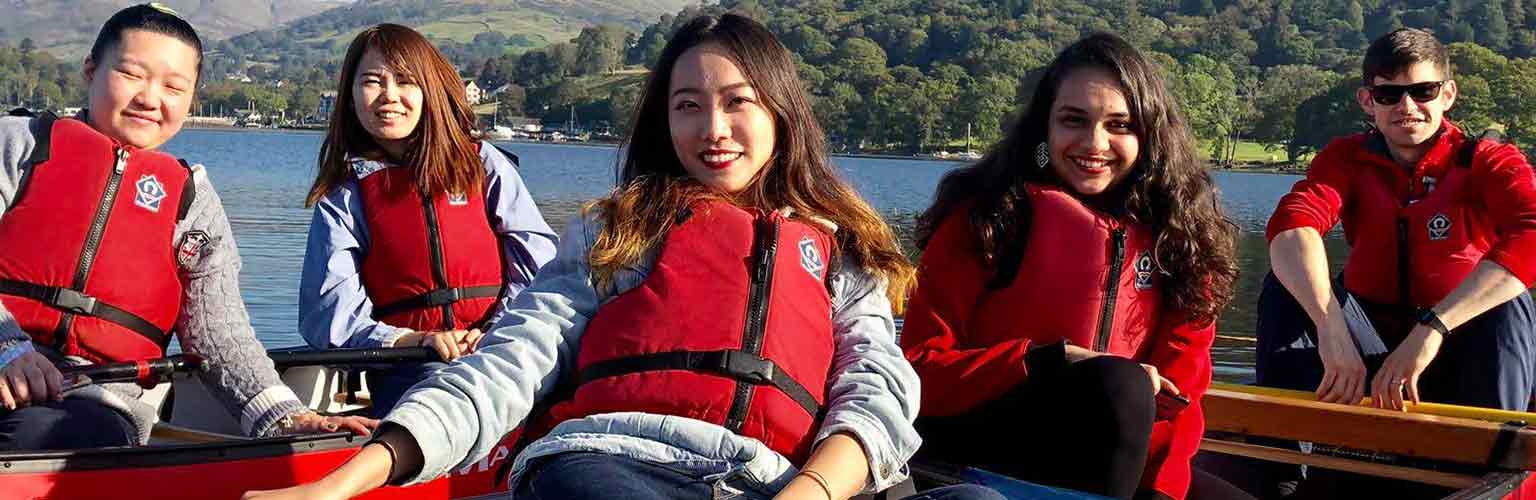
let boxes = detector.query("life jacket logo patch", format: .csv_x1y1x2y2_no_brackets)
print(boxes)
176,230,211,269
1134,252,1155,290
1427,213,1452,241
799,237,825,278
447,192,469,206
134,174,166,212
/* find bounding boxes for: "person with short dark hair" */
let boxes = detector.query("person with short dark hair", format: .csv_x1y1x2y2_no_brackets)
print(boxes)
1259,27,1536,414
0,3,373,451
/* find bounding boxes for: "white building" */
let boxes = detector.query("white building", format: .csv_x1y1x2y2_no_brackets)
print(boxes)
464,80,482,105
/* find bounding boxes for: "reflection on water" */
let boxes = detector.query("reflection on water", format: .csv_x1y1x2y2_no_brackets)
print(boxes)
162,129,1349,381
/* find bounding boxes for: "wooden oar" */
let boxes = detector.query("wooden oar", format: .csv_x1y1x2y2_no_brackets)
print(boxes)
1203,384,1536,470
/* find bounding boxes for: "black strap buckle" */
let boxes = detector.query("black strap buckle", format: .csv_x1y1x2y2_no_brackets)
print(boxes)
50,288,98,316
718,350,775,384
423,287,463,306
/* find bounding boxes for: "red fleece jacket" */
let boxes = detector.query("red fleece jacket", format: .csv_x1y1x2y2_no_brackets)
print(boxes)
1266,122,1536,304
902,205,1215,499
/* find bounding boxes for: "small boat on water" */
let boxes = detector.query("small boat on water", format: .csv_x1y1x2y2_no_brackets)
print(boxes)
0,348,518,500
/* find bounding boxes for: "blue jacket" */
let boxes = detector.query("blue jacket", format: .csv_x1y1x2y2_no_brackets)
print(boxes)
383,210,922,495
298,143,558,349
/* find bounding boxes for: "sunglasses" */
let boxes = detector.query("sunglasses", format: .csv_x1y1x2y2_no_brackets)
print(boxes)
1367,81,1446,105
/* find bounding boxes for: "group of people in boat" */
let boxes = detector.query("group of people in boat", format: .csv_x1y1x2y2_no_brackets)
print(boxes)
0,4,1531,500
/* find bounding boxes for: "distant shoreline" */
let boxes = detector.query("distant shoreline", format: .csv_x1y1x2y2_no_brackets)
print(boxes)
177,125,1307,173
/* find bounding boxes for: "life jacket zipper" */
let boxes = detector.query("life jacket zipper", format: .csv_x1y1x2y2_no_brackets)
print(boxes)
55,147,129,347
1094,228,1126,353
73,147,129,290
1397,173,1414,315
420,193,454,330
726,215,780,432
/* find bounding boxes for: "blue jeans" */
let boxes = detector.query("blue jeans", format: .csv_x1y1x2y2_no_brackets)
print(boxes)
0,398,135,451
366,361,449,418
514,452,1006,500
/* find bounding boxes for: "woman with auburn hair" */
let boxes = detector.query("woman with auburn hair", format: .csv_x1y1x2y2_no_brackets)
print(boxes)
902,33,1250,500
250,13,998,500
297,24,556,416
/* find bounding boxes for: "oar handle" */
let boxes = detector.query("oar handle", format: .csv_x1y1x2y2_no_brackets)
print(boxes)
61,354,209,388
269,346,443,368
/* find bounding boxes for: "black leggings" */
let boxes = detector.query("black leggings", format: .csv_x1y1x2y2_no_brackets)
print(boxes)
917,355,1254,500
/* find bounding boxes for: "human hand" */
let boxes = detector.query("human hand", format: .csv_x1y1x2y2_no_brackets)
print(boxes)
1315,318,1368,404
0,351,63,410
1370,327,1444,411
1062,344,1104,364
1140,363,1181,398
286,411,379,436
417,329,484,362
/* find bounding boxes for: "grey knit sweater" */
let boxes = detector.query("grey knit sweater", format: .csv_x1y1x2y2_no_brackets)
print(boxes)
0,114,307,442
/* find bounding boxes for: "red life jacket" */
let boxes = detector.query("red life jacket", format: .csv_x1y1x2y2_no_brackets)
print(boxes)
0,115,191,363
355,157,505,331
540,201,836,463
973,183,1164,357
1340,127,1507,310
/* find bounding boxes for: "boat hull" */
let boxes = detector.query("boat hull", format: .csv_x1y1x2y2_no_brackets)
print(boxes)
1,432,518,500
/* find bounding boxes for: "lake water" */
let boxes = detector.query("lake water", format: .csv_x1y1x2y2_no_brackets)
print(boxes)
159,128,1350,382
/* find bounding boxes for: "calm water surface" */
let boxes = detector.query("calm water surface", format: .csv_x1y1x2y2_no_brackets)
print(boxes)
160,129,1350,381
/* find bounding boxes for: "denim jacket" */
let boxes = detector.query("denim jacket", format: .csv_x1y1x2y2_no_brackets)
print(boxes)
383,211,922,495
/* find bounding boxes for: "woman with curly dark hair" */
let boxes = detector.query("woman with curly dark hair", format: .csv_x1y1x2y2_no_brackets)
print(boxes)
901,33,1247,500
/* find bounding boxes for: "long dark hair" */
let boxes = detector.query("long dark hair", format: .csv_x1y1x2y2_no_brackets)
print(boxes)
307,24,483,206
588,13,913,310
916,32,1238,324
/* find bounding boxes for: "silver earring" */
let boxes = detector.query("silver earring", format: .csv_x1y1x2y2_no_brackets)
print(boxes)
1035,142,1050,170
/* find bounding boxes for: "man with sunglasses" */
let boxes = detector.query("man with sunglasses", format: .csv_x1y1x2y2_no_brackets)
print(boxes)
1258,27,1536,415
1251,27,1536,497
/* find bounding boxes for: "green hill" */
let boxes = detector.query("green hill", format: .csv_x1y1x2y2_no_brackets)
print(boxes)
0,0,345,57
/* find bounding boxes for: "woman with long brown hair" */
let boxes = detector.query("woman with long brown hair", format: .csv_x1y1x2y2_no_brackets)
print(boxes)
297,24,556,416
901,33,1248,500
250,14,997,500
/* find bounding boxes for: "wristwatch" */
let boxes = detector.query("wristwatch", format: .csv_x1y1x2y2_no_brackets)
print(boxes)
1416,308,1452,337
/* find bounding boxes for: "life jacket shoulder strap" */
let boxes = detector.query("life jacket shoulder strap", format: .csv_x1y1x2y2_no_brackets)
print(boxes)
26,111,57,167
176,159,196,222
1458,129,1507,168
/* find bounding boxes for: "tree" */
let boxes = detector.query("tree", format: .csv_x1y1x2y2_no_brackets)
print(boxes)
18,38,35,54
1493,58,1536,148
831,37,889,92
1474,1,1513,51
573,24,629,76
495,84,527,117
1290,79,1366,161
1251,65,1341,159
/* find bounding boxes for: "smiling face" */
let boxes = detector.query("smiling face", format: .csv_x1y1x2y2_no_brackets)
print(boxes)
667,42,777,194
82,29,198,150
1356,61,1457,165
1046,67,1141,197
351,47,424,158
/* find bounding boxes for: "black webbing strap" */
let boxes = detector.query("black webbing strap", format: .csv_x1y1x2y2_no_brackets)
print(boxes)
577,349,822,417
372,285,502,318
1458,129,1507,168
27,112,56,167
176,159,196,222
0,279,169,347
1487,419,1529,469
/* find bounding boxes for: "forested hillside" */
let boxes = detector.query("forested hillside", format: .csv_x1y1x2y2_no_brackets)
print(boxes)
486,0,1536,159
4,0,1533,162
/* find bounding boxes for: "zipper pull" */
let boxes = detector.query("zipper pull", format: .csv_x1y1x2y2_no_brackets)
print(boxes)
113,148,129,174
1112,228,1127,254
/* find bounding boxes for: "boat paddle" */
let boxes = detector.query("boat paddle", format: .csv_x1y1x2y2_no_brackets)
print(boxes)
267,346,444,369
60,353,209,390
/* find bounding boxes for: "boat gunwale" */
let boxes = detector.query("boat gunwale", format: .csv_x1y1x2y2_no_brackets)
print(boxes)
0,431,364,474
